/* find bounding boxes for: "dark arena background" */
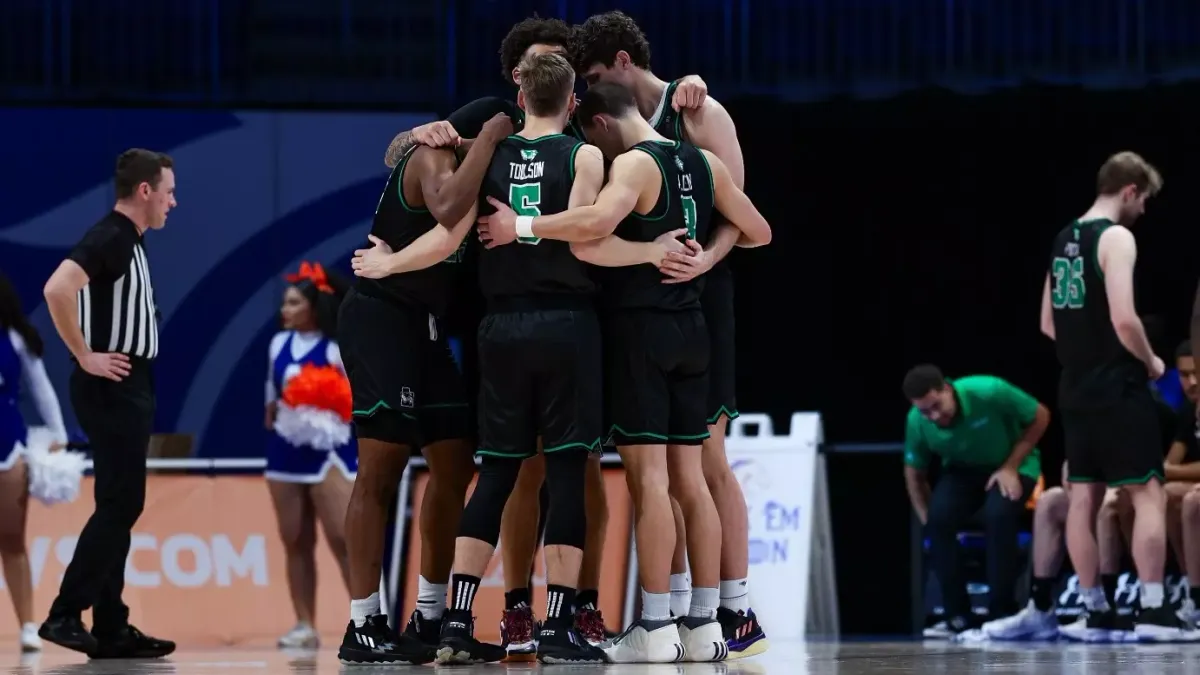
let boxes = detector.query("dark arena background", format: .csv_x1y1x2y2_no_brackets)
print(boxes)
3,0,1200,673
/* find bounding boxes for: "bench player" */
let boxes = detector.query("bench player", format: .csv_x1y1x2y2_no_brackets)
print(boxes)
480,81,771,662
569,10,765,657
335,104,513,663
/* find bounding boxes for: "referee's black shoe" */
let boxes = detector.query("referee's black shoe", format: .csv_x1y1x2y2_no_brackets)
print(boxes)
38,616,98,654
338,615,436,665
89,625,176,659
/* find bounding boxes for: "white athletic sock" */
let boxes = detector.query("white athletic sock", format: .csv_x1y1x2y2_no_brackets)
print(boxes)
416,575,448,620
641,589,672,622
720,578,751,613
1141,582,1165,609
350,592,381,627
1081,587,1109,612
689,586,719,619
669,573,692,617
1184,577,1192,599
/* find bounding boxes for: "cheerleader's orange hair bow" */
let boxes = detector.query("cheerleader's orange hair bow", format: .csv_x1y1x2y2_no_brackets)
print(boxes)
285,261,333,294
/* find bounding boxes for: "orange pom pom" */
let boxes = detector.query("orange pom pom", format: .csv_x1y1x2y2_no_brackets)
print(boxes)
281,364,352,422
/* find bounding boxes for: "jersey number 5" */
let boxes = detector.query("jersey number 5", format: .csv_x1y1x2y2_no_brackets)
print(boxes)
509,183,542,245
681,195,698,241
1051,256,1085,309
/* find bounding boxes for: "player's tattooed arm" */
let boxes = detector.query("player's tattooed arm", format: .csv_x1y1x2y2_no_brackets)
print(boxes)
352,204,478,279
414,113,513,228
384,130,416,168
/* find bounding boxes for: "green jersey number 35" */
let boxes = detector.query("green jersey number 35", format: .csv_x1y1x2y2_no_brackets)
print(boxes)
509,183,542,245
1051,256,1085,309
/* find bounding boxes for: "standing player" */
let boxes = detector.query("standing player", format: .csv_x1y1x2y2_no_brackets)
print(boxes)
382,15,710,652
1040,151,1192,640
433,52,607,665
335,104,512,664
569,10,766,657
481,81,771,663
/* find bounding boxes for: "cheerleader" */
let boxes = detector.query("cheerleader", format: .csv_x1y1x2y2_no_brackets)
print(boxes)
265,262,356,648
0,272,68,652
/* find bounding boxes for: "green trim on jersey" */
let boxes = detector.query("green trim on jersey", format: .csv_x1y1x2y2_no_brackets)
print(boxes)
628,141,678,221
568,142,584,182
507,133,571,143
394,147,430,214
1074,218,1115,282
696,148,716,204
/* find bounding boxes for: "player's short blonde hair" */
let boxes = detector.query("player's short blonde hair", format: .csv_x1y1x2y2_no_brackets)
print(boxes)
519,52,575,117
1096,151,1163,197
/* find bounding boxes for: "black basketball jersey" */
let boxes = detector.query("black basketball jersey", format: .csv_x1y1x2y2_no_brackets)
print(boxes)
648,80,685,144
478,133,597,302
1049,218,1146,407
356,146,466,316
603,140,715,311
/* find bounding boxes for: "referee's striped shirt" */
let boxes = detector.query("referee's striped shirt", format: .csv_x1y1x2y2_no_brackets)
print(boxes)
67,211,159,360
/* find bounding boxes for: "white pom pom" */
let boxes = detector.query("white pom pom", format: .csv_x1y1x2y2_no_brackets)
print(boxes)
24,427,86,506
273,403,351,451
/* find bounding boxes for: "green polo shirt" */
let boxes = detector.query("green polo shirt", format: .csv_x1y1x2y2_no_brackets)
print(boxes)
904,375,1042,479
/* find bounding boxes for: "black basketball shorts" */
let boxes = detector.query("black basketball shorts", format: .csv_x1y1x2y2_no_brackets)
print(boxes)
338,288,472,448
604,309,711,447
477,308,603,459
1062,387,1164,486
701,268,737,425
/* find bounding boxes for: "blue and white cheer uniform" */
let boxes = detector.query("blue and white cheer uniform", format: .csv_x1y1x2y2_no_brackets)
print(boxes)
0,328,67,471
265,330,357,483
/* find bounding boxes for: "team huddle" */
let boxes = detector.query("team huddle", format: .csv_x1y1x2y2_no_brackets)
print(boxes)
335,12,772,666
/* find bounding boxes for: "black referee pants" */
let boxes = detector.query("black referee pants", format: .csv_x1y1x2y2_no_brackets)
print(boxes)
49,360,154,635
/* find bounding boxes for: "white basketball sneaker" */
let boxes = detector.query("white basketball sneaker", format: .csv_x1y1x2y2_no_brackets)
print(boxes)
603,619,685,663
278,622,319,648
19,623,42,652
981,601,1059,641
677,616,728,662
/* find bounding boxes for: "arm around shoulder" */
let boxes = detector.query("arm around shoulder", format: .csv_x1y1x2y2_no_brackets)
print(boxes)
568,145,606,209
684,98,744,188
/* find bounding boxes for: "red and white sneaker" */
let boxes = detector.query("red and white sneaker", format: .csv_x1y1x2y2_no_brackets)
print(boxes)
500,606,538,660
574,606,609,646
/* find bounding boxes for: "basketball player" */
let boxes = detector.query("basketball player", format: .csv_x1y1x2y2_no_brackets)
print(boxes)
335,107,514,664
480,81,770,663
569,10,765,656
433,52,608,665
1040,151,1194,640
382,16,709,653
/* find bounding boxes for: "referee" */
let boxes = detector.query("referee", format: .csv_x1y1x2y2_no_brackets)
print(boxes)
38,149,176,659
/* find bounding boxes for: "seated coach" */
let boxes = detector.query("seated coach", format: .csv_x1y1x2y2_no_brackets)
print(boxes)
902,364,1049,636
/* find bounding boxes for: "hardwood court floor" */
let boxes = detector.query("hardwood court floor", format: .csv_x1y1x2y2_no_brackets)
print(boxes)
6,639,1200,675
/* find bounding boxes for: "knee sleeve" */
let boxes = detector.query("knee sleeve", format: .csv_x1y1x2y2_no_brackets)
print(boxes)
458,456,522,547
543,450,588,549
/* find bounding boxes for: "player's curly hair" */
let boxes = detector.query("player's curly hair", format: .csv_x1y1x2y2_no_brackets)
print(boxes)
499,15,574,84
570,10,651,73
